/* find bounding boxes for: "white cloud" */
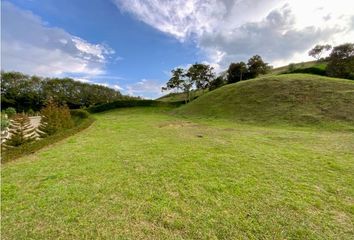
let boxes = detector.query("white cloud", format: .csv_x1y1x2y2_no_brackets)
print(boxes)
125,79,164,99
113,84,124,91
114,0,354,68
1,1,115,76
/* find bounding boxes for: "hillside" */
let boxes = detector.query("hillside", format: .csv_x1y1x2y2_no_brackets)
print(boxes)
174,74,354,126
158,61,328,103
157,89,204,102
266,61,327,76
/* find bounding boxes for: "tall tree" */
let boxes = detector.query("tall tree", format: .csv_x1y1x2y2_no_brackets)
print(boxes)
326,43,354,79
162,68,184,93
187,63,215,91
209,76,226,91
227,62,247,83
247,55,270,78
308,44,332,60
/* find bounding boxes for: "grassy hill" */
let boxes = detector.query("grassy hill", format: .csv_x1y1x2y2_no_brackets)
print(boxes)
158,61,328,103
266,61,327,76
174,74,354,127
157,89,204,102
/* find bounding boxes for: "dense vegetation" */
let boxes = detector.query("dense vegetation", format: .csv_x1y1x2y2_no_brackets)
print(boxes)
1,71,138,112
175,74,354,128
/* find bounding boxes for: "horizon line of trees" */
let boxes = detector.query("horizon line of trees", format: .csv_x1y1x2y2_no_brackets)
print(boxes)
162,42,353,103
1,71,141,112
162,55,271,102
308,43,354,80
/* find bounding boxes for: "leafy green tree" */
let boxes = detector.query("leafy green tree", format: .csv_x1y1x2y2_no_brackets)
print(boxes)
1,71,126,111
162,68,184,93
187,63,215,91
247,55,270,78
227,62,247,83
181,77,194,103
326,43,354,79
3,113,36,148
308,44,332,60
209,76,226,91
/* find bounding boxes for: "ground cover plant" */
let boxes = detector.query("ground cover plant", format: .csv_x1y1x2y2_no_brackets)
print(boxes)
2,107,353,239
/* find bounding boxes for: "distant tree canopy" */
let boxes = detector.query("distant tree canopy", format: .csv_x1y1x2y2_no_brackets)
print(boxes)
1,71,137,111
308,44,332,60
227,55,271,83
162,63,216,103
162,56,271,100
227,62,247,83
326,43,354,80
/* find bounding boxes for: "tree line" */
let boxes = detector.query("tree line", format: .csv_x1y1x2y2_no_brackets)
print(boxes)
162,43,353,103
1,71,138,112
162,55,271,102
308,43,354,80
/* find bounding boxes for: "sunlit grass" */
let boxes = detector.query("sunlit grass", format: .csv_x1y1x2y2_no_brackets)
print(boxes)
2,107,354,239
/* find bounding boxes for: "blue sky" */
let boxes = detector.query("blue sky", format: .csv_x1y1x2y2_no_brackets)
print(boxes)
2,0,354,98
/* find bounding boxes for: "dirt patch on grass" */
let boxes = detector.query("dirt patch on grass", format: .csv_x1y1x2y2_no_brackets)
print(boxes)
158,121,200,128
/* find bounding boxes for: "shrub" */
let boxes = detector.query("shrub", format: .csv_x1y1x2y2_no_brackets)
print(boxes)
288,63,296,72
1,112,9,131
5,107,16,118
288,67,327,76
27,109,35,116
2,113,36,148
37,100,74,138
70,109,90,119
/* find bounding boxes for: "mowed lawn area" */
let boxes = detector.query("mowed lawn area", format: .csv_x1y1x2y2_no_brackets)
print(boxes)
2,107,354,239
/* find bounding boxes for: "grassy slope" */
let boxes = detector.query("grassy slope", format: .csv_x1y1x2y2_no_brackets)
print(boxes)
157,89,204,102
2,107,354,239
175,74,354,128
265,61,327,76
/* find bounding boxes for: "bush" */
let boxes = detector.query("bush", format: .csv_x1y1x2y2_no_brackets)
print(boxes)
70,109,90,119
1,112,9,131
5,107,16,118
37,100,74,138
287,67,327,76
288,63,296,72
27,109,35,116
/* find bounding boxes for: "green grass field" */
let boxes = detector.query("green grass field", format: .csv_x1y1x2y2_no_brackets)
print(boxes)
176,74,354,128
2,107,354,239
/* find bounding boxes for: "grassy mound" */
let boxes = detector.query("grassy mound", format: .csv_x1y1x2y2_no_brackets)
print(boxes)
157,89,204,102
175,74,354,127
